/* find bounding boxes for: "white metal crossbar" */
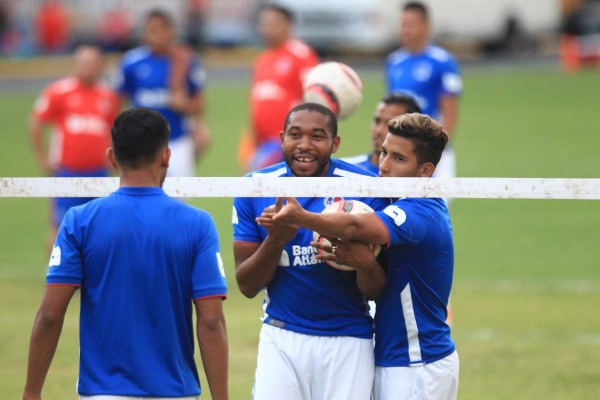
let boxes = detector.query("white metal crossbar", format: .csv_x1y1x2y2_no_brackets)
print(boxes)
0,177,599,200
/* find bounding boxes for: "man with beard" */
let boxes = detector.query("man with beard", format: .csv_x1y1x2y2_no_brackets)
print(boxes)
232,102,388,400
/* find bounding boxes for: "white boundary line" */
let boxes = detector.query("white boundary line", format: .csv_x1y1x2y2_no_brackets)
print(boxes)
1,177,599,199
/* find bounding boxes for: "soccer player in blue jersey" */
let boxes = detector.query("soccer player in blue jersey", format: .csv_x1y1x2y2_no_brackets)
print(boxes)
386,2,462,183
261,113,459,400
23,108,229,400
344,94,421,175
233,103,388,400
115,9,210,177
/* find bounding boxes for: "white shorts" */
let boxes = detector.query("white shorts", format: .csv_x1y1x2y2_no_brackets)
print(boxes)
373,350,459,400
253,323,374,400
80,396,198,400
168,135,196,177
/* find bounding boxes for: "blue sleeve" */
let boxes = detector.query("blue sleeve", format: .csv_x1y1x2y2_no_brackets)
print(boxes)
232,197,263,243
192,212,227,300
114,59,133,97
439,57,462,97
46,209,83,286
363,196,391,212
375,200,427,247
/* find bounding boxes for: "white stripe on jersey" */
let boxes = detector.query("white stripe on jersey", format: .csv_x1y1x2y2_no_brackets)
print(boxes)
341,154,369,165
332,167,373,178
252,167,287,177
400,284,423,363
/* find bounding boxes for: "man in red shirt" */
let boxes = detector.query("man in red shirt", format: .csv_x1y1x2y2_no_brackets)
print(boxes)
30,44,121,247
244,4,319,171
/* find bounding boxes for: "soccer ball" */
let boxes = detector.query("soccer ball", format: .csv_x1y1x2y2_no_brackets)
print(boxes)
303,62,363,120
313,200,381,271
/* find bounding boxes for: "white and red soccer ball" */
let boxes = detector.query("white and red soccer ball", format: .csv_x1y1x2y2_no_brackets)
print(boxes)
312,200,381,271
303,61,363,120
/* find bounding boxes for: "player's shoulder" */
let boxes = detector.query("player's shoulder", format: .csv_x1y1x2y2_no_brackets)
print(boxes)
121,46,151,67
386,48,411,65
341,153,369,165
284,38,317,60
246,162,290,177
45,77,79,96
425,45,458,64
330,158,378,177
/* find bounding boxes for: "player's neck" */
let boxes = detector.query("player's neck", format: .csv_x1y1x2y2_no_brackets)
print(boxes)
405,39,428,54
118,169,164,188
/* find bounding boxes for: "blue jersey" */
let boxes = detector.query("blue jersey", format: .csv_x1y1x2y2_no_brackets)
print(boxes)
115,46,205,141
233,159,389,338
373,197,455,367
385,45,462,120
47,187,227,397
342,153,379,176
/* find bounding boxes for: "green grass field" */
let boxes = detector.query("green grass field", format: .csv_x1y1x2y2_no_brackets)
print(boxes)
1,59,599,399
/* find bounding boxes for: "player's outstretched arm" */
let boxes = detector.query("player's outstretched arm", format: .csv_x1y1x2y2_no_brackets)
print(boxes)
23,285,77,400
195,297,229,400
260,197,388,246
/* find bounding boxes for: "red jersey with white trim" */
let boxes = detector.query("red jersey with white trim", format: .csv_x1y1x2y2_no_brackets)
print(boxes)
33,77,120,171
251,39,319,145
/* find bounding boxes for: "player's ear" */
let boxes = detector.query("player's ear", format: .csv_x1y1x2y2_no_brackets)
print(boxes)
106,148,119,170
279,130,285,145
331,135,341,154
418,162,435,177
161,147,171,168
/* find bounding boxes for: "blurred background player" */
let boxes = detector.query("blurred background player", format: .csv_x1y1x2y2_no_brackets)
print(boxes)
344,94,422,175
240,4,319,171
29,44,120,250
23,107,229,400
115,8,210,177
233,103,388,400
385,2,462,185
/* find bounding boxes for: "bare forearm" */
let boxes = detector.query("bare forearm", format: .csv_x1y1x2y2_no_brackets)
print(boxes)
198,319,229,400
302,210,360,241
356,259,386,300
440,96,459,140
235,236,287,298
23,313,64,398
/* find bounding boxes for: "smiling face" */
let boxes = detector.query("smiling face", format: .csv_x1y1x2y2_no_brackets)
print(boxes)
281,109,340,177
379,134,431,178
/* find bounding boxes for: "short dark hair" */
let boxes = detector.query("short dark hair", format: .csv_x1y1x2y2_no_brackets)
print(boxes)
146,8,174,27
403,2,429,20
260,4,294,23
284,102,338,137
382,94,422,114
111,108,170,169
387,113,447,166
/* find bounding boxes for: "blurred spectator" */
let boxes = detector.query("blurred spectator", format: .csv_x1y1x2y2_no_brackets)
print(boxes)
34,0,70,53
97,6,134,53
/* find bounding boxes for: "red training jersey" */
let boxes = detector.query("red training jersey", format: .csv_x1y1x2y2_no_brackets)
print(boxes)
32,77,121,171
251,39,319,145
